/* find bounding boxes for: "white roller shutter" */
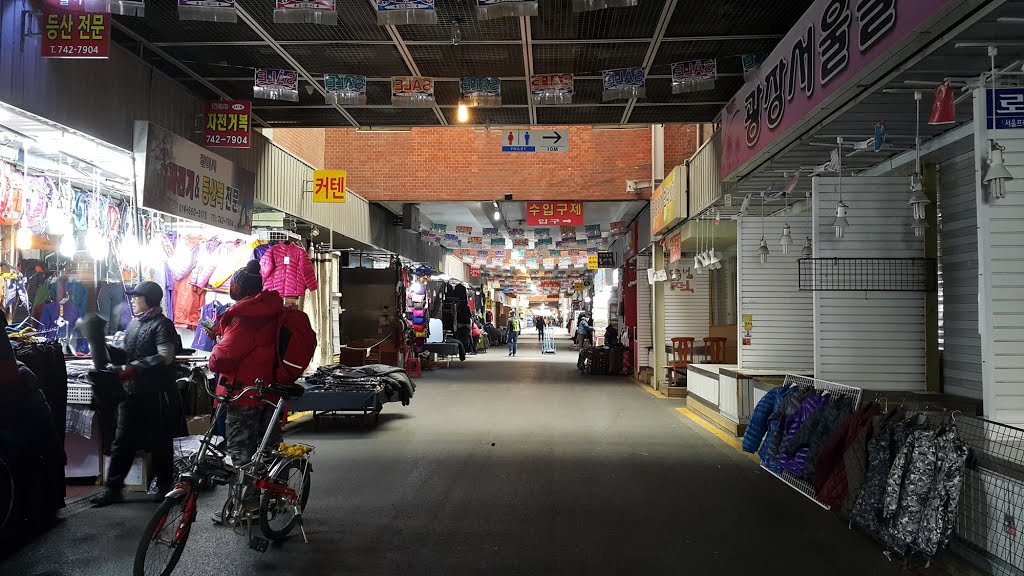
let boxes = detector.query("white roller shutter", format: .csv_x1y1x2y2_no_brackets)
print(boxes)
637,276,653,368
663,274,710,349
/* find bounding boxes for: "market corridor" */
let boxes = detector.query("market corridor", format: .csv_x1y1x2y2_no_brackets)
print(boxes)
3,336,900,576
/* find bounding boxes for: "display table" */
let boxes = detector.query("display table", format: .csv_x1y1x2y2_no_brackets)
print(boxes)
686,365,814,437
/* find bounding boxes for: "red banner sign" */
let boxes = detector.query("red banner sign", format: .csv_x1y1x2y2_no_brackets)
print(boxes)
469,267,481,278
667,232,682,264
526,201,584,226
41,4,109,59
203,101,252,149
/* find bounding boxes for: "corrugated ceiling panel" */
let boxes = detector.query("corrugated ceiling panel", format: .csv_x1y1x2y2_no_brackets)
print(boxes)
234,0,388,41
531,0,667,40
532,43,647,76
408,45,526,77
663,0,813,37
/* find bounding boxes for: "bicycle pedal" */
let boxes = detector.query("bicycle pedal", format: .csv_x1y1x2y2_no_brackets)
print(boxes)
248,536,269,553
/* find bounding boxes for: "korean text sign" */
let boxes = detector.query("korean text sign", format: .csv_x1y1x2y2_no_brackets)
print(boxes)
134,122,256,234
313,170,347,203
42,3,109,59
203,101,251,149
987,89,1024,130
526,201,584,226
719,0,956,180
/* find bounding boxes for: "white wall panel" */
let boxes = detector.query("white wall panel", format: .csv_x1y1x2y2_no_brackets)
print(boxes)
686,369,718,405
719,373,739,421
637,273,653,368
663,273,710,348
737,216,813,370
812,176,926,391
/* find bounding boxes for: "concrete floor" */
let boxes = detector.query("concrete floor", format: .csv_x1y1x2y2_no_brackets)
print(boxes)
2,332,902,576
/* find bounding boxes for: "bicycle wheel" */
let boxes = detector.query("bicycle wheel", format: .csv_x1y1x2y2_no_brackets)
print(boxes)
133,491,195,576
258,458,311,540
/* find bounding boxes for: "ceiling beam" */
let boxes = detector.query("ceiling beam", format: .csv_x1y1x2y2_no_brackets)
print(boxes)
233,4,359,127
382,24,448,126
111,21,268,128
148,34,784,49
520,17,537,125
252,101,725,110
183,73,745,83
622,0,679,123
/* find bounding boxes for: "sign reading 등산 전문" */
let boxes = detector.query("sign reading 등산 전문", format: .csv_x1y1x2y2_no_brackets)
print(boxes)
134,122,256,234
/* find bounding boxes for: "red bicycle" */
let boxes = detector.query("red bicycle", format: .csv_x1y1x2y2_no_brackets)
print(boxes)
133,379,312,576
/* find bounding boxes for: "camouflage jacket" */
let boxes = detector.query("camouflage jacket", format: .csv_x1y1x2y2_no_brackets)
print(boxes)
883,427,969,556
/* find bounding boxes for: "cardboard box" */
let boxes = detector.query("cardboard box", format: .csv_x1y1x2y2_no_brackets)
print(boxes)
186,415,212,436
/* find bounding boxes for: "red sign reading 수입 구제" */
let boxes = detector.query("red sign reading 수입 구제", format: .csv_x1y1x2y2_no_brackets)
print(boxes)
526,202,584,227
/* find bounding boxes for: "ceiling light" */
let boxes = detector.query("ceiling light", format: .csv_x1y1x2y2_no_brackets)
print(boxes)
86,228,108,260
60,234,76,257
757,237,770,264
16,226,32,250
832,201,850,238
984,141,1013,200
911,219,929,238
908,173,930,221
800,237,813,258
494,210,501,221
779,223,792,255
457,103,470,123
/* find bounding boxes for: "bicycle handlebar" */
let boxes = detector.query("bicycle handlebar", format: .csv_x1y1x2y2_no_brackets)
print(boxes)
203,376,265,404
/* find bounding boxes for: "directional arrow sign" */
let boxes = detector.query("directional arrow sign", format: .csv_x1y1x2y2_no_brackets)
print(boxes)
501,129,568,153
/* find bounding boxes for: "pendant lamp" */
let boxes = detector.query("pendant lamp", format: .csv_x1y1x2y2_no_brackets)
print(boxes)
831,137,849,239
800,237,813,258
757,195,769,263
984,46,1014,201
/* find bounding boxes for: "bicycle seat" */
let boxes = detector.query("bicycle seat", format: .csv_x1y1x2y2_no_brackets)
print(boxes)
266,382,305,398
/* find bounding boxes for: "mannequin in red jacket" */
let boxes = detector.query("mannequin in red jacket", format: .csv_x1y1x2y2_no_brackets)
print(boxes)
208,260,284,466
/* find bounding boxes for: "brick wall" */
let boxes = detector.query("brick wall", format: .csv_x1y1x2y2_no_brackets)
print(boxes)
664,124,700,170
324,125,701,202
261,127,325,169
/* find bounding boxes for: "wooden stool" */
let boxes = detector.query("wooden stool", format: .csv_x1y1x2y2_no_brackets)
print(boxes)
703,337,727,364
666,337,695,386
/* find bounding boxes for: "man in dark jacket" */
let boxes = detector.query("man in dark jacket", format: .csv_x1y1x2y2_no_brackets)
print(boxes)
91,281,179,507
535,315,545,342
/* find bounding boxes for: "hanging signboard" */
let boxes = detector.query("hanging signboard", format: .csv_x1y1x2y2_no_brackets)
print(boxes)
392,76,435,107
525,202,583,226
134,121,255,234
274,0,336,24
651,165,684,237
312,170,346,203
177,0,236,22
375,0,437,25
530,74,574,105
587,255,599,270
490,237,506,246
459,76,502,107
667,232,681,263
455,225,473,235
203,100,251,149
602,67,646,102
483,227,499,236
41,4,110,59
254,68,299,102
597,251,615,268
324,74,367,106
986,88,1024,129
671,59,716,94
720,0,959,181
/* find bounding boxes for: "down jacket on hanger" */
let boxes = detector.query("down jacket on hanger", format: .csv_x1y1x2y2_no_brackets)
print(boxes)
777,393,830,476
813,402,882,510
763,387,816,471
783,396,854,480
882,426,969,556
742,385,790,453
259,242,318,297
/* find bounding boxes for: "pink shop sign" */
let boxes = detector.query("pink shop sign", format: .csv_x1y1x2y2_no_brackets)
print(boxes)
719,0,956,180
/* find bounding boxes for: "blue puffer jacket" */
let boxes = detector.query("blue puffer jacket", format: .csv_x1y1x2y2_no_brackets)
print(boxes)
742,385,792,453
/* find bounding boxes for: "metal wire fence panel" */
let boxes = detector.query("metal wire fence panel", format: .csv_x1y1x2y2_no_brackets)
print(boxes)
762,375,864,510
798,258,938,292
953,415,1024,575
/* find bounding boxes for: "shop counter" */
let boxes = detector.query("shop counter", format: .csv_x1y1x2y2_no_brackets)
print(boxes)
686,365,814,437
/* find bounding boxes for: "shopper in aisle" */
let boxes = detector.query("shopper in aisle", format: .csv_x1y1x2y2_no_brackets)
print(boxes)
208,260,285,467
535,315,546,343
91,281,178,507
507,312,521,357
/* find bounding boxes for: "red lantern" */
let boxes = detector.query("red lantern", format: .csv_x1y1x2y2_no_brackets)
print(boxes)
929,80,956,125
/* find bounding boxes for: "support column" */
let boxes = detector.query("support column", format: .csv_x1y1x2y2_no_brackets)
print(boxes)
652,123,665,184
653,243,667,389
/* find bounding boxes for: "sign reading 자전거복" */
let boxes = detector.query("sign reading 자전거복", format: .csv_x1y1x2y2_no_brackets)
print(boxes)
987,89,1024,130
134,122,255,234
313,170,346,203
526,201,583,226
203,101,251,149
720,0,957,180
41,5,109,59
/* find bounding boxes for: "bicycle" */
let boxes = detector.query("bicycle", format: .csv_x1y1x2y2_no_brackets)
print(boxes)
133,378,312,576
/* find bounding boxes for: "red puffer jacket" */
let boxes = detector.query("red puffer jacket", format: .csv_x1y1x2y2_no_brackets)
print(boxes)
259,243,318,297
209,290,284,407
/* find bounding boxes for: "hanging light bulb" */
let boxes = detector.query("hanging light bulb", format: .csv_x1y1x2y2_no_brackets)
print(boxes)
911,218,929,238
984,141,1013,200
908,172,931,223
800,237,813,258
493,210,501,221
16,226,32,250
86,228,108,260
757,237,770,264
60,234,76,257
47,209,70,236
779,223,792,255
120,234,140,266
456,103,470,123
832,201,850,238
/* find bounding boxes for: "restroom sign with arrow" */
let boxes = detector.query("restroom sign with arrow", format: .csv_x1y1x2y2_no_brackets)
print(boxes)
501,129,569,153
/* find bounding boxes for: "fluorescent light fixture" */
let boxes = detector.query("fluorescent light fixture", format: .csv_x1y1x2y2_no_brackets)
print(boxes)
757,237,770,264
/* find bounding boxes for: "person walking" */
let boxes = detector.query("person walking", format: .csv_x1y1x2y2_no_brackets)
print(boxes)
535,315,546,343
91,281,178,507
507,312,521,357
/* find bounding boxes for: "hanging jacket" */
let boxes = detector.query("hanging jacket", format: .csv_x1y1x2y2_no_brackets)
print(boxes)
209,290,284,408
259,242,318,297
190,237,223,288
209,240,263,289
742,385,790,453
882,426,969,556
781,396,854,481
777,393,829,476
167,235,201,281
759,386,807,472
813,402,882,510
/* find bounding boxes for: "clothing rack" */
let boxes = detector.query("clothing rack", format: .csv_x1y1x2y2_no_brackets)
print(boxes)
761,374,863,510
254,229,301,243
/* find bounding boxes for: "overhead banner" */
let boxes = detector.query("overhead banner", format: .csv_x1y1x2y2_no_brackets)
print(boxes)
392,76,435,108
460,76,502,107
274,0,337,24
671,59,717,94
720,0,958,180
526,201,584,226
375,0,437,25
254,68,299,102
324,74,367,106
602,67,645,102
651,165,684,237
56,0,144,16
312,170,346,203
42,4,110,59
177,0,237,23
203,100,251,149
530,73,574,105
133,122,255,234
